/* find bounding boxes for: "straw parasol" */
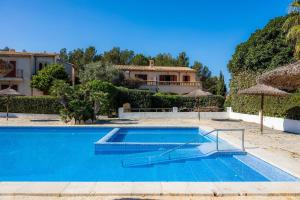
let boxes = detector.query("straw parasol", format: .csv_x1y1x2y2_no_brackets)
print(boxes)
238,84,289,133
184,89,212,120
0,87,23,120
184,89,213,97
257,61,300,91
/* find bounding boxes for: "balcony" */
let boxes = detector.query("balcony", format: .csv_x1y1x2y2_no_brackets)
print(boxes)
0,69,23,82
141,80,201,87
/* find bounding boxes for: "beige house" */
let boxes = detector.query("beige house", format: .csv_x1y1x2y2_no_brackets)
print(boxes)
0,50,74,96
115,60,202,94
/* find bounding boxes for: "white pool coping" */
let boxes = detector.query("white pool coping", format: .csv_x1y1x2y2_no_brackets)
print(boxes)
1,125,300,196
1,182,300,196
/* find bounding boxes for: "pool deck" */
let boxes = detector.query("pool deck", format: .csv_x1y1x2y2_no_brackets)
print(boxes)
0,116,300,198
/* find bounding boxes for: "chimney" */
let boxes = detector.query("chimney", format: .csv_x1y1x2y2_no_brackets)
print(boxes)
149,60,154,67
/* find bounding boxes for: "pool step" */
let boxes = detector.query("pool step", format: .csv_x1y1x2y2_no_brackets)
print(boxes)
122,143,245,167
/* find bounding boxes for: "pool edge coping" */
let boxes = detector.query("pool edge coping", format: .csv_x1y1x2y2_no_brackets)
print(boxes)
1,182,300,196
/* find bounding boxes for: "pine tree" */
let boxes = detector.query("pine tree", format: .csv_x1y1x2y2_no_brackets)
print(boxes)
216,71,227,96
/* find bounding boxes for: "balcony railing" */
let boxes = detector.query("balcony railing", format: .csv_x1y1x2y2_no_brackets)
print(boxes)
0,69,23,79
140,80,201,87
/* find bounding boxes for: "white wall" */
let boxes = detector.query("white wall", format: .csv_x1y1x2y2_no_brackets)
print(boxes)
118,107,229,120
118,107,300,134
228,107,300,134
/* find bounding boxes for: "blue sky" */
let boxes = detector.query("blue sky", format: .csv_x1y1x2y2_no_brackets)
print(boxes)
0,0,291,84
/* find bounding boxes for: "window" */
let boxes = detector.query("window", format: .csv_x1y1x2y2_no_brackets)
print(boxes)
39,63,43,71
159,75,177,81
183,75,190,82
135,74,147,81
4,61,16,77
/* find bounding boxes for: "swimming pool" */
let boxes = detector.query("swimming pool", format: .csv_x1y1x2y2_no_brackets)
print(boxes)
108,127,210,143
0,127,298,182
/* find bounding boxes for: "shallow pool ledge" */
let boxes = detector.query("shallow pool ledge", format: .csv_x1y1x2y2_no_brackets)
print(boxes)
1,182,300,196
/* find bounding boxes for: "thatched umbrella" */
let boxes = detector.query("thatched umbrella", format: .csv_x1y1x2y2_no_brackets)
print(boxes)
238,84,289,133
0,87,23,120
257,61,300,91
184,89,212,120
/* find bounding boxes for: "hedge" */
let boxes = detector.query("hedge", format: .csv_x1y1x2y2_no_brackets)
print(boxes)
116,87,155,108
0,96,61,114
0,88,225,115
117,87,225,110
227,71,300,120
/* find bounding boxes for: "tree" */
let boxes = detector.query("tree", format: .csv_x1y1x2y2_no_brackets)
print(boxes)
84,46,97,64
289,0,300,13
31,64,69,94
176,52,189,67
154,53,176,66
119,49,134,65
191,61,218,93
102,47,121,64
79,61,124,84
50,80,110,124
68,48,85,70
229,16,294,74
191,61,204,78
283,0,300,59
130,54,149,65
204,76,218,94
59,48,68,62
191,61,212,81
216,71,227,96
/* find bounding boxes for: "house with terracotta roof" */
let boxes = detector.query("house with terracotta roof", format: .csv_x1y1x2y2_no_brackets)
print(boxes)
0,49,74,96
115,60,202,94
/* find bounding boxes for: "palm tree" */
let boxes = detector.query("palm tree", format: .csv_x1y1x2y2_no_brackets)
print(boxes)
283,0,300,59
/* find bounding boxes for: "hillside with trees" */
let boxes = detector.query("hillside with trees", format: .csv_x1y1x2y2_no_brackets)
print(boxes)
59,47,226,96
227,14,300,119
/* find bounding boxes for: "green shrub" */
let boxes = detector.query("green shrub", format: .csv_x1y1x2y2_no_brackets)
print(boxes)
116,88,225,109
31,64,69,94
116,87,155,108
81,80,117,115
151,94,224,109
0,96,61,114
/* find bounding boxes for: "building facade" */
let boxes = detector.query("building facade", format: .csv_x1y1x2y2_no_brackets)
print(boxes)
115,60,202,94
0,50,74,96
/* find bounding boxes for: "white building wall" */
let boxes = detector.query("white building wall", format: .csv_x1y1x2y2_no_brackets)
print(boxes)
127,70,197,82
0,54,71,96
34,56,56,74
0,56,33,96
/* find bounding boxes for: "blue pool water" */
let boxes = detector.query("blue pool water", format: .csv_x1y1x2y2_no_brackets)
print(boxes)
0,127,298,182
108,128,210,143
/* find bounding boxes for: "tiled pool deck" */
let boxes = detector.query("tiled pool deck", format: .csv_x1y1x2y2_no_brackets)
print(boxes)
0,116,300,198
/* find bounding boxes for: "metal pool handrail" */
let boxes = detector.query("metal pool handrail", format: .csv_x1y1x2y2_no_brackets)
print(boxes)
122,128,246,167
159,128,245,158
